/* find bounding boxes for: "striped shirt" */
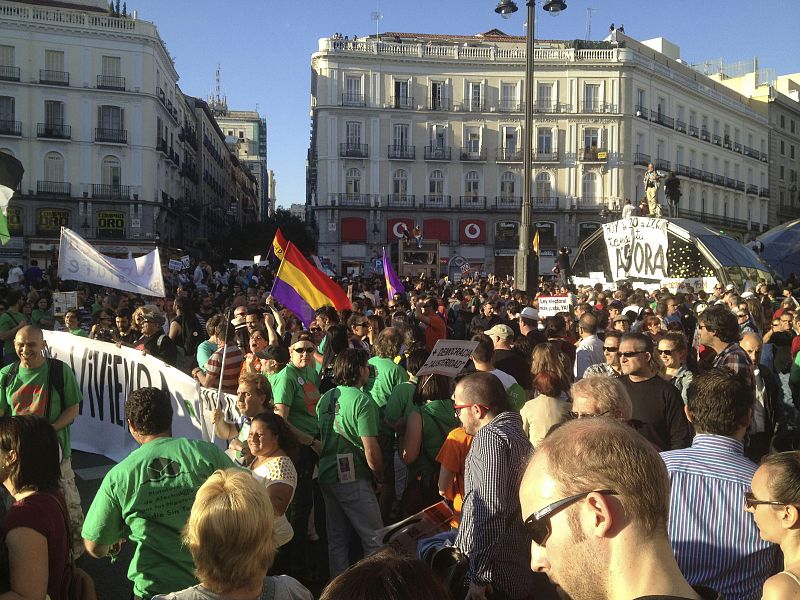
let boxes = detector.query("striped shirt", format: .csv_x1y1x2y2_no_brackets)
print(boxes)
455,411,538,599
204,344,244,394
661,434,780,600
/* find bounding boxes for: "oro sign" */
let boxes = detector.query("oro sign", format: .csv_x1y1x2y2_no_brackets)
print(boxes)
602,217,669,281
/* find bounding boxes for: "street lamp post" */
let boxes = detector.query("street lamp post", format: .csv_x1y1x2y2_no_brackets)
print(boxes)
495,0,566,295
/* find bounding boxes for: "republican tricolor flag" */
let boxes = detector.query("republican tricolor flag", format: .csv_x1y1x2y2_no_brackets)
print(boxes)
383,248,405,299
268,227,288,262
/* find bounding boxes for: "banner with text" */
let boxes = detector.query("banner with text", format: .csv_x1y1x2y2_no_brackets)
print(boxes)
43,331,230,463
57,227,166,297
416,340,478,378
659,277,705,294
603,217,669,281
538,295,572,317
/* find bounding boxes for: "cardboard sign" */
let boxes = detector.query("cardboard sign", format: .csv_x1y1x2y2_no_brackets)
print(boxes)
538,295,571,317
168,259,183,271
181,255,191,269
52,291,78,317
603,217,669,281
460,262,471,274
416,340,478,378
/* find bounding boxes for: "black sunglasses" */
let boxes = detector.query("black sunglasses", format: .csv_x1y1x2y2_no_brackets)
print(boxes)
569,410,610,419
744,491,789,510
293,347,315,354
524,489,617,546
658,349,676,356
603,346,618,353
618,351,645,358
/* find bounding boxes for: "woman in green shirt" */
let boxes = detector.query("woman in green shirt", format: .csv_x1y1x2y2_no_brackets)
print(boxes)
399,373,458,515
64,310,87,337
31,297,54,330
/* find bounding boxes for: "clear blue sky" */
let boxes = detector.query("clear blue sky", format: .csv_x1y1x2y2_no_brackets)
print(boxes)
134,0,799,210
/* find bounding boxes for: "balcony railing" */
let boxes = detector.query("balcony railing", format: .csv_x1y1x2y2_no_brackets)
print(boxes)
654,113,674,128
533,150,559,162
581,147,607,162
713,174,725,185
675,119,687,133
424,146,451,161
701,170,714,182
95,127,127,143
341,93,366,107
36,181,71,196
37,122,71,139
654,158,671,171
97,74,125,90
339,143,368,158
387,145,415,160
460,100,485,112
700,128,711,142
743,145,759,159
633,152,651,166
688,125,699,138
724,177,735,189
460,147,487,161
459,195,486,210
534,102,571,113
681,209,748,231
760,152,768,162
428,98,452,111
497,147,522,162
689,167,702,179
91,184,130,199
723,137,732,150
778,203,795,218
39,69,69,85
331,193,371,207
0,65,20,81
0,120,21,136
495,196,521,210
533,196,559,209
498,101,522,112
423,195,450,209
580,102,616,114
712,134,722,146
735,180,745,191
387,194,415,208
675,164,691,177
759,187,770,198
635,105,648,119
733,142,742,153
389,96,414,109
575,197,605,210
746,184,759,195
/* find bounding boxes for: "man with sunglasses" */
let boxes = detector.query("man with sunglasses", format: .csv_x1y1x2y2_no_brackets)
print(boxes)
662,368,780,599
659,332,694,405
520,417,717,600
451,372,549,599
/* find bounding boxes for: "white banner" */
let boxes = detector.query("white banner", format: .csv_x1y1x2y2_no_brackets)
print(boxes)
659,277,704,294
603,217,669,281
538,295,572,317
57,228,165,297
416,340,478,378
43,332,238,463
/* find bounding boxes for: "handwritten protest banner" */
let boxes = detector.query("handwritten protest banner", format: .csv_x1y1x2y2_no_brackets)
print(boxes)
603,217,669,281
538,295,571,317
659,277,704,294
416,340,478,378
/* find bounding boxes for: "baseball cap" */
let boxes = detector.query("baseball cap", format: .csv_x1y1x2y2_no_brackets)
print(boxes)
519,307,539,320
724,283,736,292
609,300,624,310
695,303,709,315
612,314,631,323
290,331,314,346
256,344,290,363
484,324,514,338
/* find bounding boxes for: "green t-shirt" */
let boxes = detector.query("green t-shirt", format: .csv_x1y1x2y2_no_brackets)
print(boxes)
272,363,321,437
410,399,458,480
385,379,419,428
31,309,54,330
506,382,527,412
0,360,82,458
70,328,88,337
195,340,217,373
367,356,408,437
81,437,233,599
0,310,24,354
316,385,379,485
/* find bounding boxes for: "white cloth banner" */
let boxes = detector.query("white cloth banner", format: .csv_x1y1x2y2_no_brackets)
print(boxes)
57,227,166,297
603,217,669,281
659,277,705,294
43,331,239,463
416,340,478,378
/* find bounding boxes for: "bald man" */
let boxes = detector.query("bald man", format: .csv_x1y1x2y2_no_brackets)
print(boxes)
740,332,784,461
0,325,85,556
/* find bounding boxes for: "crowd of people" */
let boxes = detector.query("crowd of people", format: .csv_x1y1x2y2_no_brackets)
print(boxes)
1,257,800,599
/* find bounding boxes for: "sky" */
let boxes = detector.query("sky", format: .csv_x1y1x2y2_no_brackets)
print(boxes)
134,0,800,210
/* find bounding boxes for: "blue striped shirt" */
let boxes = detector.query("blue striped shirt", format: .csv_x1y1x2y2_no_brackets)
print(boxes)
661,434,780,600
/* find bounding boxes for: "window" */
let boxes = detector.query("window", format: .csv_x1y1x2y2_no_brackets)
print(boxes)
44,49,64,72
495,221,519,244
394,80,409,107
676,146,684,167
43,151,64,182
429,170,444,195
500,171,515,199
98,105,123,130
345,167,361,194
45,101,64,128
501,83,517,110
503,127,518,152
582,172,598,200
780,165,785,180
345,121,361,146
689,111,697,128
534,221,556,246
537,128,552,154
345,76,362,104
584,84,600,112
781,115,786,128
0,45,14,66
101,55,121,77
430,125,447,148
393,169,408,195
535,172,551,198
466,131,480,154
0,96,15,122
431,81,445,109
238,130,244,139
101,155,121,187
792,145,796,160
537,83,552,110
393,123,409,148
781,140,785,155
464,171,480,196
468,82,481,111
583,127,599,149
635,88,645,111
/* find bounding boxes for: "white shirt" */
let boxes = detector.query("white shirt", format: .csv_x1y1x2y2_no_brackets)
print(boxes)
575,334,605,380
622,204,634,219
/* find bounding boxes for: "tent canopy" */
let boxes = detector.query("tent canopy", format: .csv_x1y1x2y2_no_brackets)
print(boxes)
755,218,800,280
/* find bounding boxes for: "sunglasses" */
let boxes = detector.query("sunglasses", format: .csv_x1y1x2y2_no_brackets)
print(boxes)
603,346,618,353
744,491,788,510
618,351,645,358
293,347,315,354
569,410,609,419
658,349,676,356
453,403,489,417
524,489,617,546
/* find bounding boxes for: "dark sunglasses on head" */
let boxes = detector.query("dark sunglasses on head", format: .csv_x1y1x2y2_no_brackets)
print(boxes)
524,489,617,546
293,347,315,354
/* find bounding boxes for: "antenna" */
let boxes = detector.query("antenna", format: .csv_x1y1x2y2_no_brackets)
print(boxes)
585,7,598,40
370,10,383,40
215,63,221,104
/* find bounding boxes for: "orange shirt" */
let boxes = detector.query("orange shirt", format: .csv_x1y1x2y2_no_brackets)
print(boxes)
425,313,447,352
436,426,473,528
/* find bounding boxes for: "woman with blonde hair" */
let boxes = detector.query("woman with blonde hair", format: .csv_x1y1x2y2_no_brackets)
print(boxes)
152,468,311,600
530,342,572,398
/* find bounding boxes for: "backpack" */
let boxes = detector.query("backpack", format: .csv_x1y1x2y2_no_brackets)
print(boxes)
0,358,66,417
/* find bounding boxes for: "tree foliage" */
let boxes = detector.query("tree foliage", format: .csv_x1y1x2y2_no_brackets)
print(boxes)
223,209,314,260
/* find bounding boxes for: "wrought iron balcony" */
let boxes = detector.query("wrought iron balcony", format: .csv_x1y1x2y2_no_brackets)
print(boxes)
723,137,732,150
581,102,617,114
459,195,487,210
36,181,71,196
497,147,522,162
495,196,521,210
97,74,125,90
387,194,415,208
746,184,759,195
37,123,71,139
689,167,702,179
760,152,769,162
424,146,451,161
688,125,699,138
733,142,742,153
339,143,368,158
635,105,648,119
0,65,20,81
743,145,759,159
534,102,571,113
713,174,725,186
389,96,414,109
460,100,485,112
533,150,559,162
91,184,130,199
428,97,452,111
735,180,745,191
675,120,687,133
581,147,608,162
387,145,415,160
724,177,736,189
332,193,371,207
498,101,522,112
675,164,691,177
701,170,714,182
654,158,671,171
680,209,748,232
700,128,710,142
95,127,127,143
341,93,366,107
654,113,674,128
575,197,605,210
533,196,559,209
759,187,770,198
39,69,69,85
423,195,450,209
712,134,722,146
633,152,651,166
0,120,21,136
460,147,487,161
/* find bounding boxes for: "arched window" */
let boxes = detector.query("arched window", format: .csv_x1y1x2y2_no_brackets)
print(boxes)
429,169,444,195
101,155,121,187
465,170,480,197
535,172,551,198
393,169,408,195
500,171,515,199
582,172,598,199
43,151,64,182
345,167,361,195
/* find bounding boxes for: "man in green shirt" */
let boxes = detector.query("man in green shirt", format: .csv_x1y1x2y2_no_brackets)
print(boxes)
0,289,27,365
271,331,321,580
316,347,383,577
82,386,232,600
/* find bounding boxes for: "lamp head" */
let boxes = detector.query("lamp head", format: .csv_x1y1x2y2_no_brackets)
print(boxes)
543,0,567,14
495,0,518,18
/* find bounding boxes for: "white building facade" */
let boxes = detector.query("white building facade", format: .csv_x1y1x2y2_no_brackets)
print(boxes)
307,31,771,277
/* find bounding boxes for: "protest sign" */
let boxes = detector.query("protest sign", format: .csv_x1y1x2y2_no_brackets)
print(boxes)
589,271,606,281
631,281,663,293
603,217,669,281
58,227,165,297
659,277,704,294
538,295,571,317
374,501,455,555
168,259,183,271
416,340,478,378
181,255,191,269
460,262,471,274
52,291,78,317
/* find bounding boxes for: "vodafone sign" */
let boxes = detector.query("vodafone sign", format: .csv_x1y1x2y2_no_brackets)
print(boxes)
387,218,414,240
460,220,485,244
